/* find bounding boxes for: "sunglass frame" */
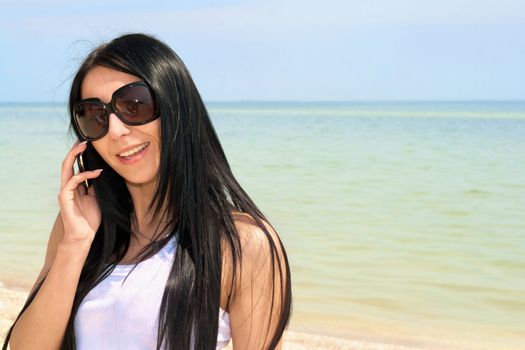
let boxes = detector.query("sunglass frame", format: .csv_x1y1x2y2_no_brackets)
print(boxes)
73,81,158,141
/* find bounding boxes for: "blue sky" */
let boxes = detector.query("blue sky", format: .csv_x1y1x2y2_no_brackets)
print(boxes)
1,0,524,102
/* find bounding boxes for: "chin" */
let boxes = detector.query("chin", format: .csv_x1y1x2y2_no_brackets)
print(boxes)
124,173,158,186
109,165,157,186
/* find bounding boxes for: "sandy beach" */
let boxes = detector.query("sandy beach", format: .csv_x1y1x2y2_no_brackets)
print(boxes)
0,285,430,350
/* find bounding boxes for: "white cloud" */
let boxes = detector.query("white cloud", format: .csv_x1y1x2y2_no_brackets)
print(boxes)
1,0,523,101
2,0,524,41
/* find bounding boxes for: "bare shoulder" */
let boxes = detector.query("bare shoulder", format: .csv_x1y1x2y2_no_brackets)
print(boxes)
220,211,285,307
230,211,282,252
228,210,287,287
228,211,287,278
29,212,65,294
224,211,289,349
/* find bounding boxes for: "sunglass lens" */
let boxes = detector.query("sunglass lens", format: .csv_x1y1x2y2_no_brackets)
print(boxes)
74,102,108,140
115,85,155,123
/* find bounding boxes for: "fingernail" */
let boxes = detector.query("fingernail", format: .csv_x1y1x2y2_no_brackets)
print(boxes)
94,169,103,172
80,141,88,145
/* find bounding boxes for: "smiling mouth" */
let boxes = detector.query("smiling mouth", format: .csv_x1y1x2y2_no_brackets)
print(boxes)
117,142,150,159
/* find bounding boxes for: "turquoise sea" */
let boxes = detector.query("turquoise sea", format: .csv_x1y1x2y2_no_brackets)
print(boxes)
0,101,524,349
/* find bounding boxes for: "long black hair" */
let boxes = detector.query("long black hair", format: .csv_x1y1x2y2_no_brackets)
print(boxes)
3,33,291,349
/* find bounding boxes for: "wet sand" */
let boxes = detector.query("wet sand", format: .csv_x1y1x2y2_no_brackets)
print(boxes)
0,285,427,350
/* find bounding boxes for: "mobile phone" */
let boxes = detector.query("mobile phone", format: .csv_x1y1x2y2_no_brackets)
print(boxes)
75,152,90,194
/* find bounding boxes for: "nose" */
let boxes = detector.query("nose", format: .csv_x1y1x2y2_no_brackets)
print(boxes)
107,112,131,140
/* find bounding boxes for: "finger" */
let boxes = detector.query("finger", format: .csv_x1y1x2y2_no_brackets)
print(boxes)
61,140,85,184
87,182,97,197
62,169,103,194
60,141,88,189
80,181,98,199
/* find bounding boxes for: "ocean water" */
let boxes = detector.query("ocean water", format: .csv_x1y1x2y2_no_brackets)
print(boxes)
1,101,524,349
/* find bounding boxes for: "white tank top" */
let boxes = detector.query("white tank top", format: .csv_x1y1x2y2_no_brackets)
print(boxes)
74,236,231,349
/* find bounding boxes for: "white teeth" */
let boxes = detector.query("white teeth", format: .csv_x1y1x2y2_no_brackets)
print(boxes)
118,142,149,157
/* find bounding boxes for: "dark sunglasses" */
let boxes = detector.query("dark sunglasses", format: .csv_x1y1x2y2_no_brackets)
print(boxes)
73,81,158,141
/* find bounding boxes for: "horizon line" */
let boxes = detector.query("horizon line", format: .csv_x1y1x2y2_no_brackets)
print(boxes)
1,99,525,105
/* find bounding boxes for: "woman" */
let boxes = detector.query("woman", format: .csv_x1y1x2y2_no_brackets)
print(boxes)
4,33,291,350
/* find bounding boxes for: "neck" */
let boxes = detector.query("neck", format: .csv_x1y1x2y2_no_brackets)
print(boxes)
126,179,171,241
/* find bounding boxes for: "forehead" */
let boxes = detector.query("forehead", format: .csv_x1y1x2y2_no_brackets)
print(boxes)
80,66,141,101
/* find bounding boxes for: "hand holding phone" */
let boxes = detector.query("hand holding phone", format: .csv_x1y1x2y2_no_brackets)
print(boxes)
58,140,103,248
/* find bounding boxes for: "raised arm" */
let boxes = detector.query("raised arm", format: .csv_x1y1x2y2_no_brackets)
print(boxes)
7,141,103,350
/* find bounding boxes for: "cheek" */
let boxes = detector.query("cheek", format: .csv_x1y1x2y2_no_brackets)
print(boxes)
91,140,112,164
146,121,162,161
149,138,161,176
149,119,161,142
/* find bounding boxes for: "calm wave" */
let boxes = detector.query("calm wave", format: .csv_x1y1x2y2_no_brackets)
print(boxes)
1,101,524,349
